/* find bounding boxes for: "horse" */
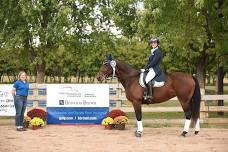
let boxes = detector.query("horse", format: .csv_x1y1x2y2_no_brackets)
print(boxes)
96,54,201,137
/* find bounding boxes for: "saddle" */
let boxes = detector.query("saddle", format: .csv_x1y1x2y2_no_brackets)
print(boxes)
139,69,165,101
139,70,165,88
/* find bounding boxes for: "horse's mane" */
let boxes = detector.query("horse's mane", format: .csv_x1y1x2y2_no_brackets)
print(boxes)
116,59,141,77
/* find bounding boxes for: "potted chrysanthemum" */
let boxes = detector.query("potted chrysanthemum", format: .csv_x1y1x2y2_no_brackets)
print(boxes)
101,117,114,129
101,109,128,130
113,116,128,130
30,117,45,130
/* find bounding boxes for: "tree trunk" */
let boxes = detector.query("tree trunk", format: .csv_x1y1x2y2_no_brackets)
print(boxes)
195,54,208,119
196,58,206,91
36,64,45,83
0,74,2,82
217,66,224,115
58,76,62,83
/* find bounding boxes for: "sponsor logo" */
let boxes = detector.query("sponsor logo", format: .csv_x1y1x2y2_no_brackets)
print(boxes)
59,100,64,105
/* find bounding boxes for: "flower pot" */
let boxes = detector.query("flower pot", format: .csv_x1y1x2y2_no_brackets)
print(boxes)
114,124,125,130
104,125,113,130
32,125,41,130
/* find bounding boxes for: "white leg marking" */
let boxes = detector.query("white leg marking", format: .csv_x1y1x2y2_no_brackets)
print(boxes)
195,118,200,132
137,121,143,132
183,119,191,132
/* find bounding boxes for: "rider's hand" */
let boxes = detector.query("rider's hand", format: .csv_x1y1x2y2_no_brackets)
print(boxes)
145,68,149,72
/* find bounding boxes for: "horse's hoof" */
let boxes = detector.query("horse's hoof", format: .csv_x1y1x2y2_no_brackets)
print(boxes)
195,131,199,135
135,131,142,137
181,131,187,137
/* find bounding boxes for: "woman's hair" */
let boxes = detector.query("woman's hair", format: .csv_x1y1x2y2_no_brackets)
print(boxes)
18,71,27,81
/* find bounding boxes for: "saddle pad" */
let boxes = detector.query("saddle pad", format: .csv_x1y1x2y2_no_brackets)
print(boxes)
139,71,165,88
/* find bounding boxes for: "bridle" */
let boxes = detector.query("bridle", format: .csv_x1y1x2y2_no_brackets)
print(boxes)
102,60,117,80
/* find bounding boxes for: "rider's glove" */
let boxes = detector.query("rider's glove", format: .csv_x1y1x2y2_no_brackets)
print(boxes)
145,68,149,72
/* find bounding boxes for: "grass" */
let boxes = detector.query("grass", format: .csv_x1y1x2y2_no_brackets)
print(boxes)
0,116,14,119
131,122,228,129
141,123,173,128
205,85,228,94
209,112,228,118
141,123,226,128
205,100,228,106
126,112,184,119
127,111,228,119
200,123,228,129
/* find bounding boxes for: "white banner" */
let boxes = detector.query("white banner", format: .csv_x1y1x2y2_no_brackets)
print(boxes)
46,84,109,124
0,85,15,116
47,84,109,107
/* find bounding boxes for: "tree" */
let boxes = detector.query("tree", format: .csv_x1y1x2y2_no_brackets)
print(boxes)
137,0,228,92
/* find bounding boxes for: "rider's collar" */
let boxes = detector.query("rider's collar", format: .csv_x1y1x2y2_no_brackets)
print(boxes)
151,47,158,54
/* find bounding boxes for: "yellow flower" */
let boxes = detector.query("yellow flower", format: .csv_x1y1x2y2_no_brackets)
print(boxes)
101,117,114,126
30,117,45,127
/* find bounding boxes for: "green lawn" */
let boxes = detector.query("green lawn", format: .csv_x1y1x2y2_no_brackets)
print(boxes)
126,112,184,119
209,112,228,118
132,123,228,129
127,111,228,119
205,85,228,94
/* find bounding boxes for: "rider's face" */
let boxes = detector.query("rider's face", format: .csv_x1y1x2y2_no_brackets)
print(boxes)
151,42,158,49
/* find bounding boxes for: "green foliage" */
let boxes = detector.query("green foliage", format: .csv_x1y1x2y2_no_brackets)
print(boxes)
0,0,227,83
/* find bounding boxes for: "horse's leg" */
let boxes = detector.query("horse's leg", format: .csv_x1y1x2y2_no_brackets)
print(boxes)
182,104,201,136
182,108,192,137
132,101,143,137
194,118,200,135
179,98,192,137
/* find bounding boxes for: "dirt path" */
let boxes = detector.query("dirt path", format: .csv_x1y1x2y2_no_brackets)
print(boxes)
1,122,228,152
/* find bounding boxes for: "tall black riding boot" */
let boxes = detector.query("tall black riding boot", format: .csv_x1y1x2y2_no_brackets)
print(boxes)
144,80,154,100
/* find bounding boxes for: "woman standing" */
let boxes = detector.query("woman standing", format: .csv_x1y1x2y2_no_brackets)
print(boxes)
12,71,29,131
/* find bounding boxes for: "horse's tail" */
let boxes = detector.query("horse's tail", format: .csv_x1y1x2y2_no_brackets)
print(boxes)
191,76,201,123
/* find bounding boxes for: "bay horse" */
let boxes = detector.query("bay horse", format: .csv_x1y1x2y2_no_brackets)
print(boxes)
96,54,201,137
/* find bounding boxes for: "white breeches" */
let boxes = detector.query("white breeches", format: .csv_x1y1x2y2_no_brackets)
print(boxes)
145,68,155,84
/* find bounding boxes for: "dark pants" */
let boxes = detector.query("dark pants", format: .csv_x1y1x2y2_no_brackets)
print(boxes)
14,95,27,127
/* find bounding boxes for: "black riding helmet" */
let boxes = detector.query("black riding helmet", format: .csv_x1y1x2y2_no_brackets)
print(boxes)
149,37,159,44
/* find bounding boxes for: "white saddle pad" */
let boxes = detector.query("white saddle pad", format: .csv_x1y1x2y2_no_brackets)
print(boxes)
139,71,165,88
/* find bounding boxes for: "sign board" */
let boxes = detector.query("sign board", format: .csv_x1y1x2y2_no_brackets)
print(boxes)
0,85,15,116
46,84,109,124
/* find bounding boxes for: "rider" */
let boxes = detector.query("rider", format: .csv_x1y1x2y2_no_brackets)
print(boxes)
144,37,165,100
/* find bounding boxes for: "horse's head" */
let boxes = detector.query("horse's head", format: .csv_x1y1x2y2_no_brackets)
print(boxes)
96,54,116,82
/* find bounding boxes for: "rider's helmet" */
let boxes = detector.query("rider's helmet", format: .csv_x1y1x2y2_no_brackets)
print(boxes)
104,53,112,64
149,37,159,44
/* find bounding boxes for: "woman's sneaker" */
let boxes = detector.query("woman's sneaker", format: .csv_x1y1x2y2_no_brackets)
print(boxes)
16,128,27,131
